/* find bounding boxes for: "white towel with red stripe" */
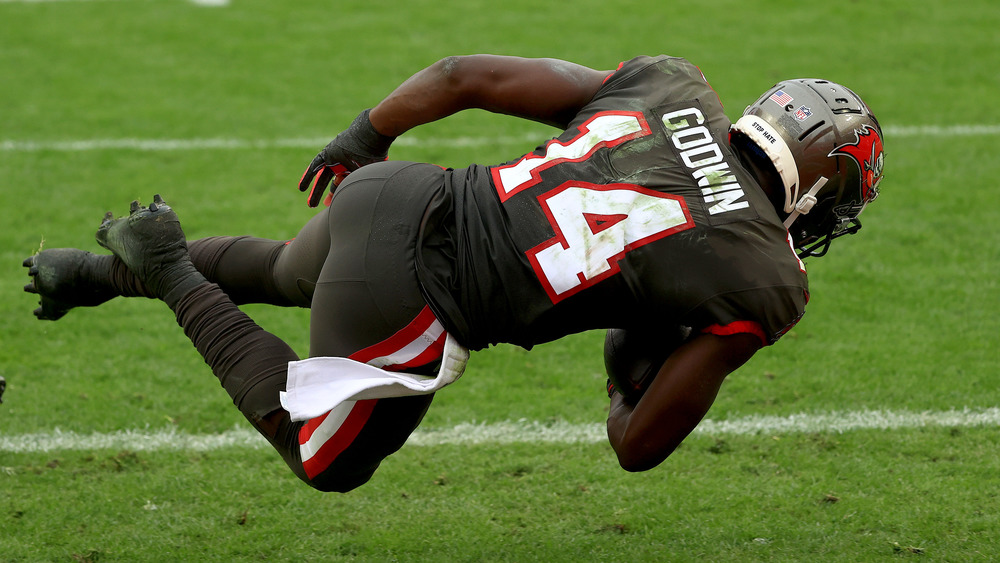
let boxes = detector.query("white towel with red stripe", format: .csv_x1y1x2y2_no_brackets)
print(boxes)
279,333,470,422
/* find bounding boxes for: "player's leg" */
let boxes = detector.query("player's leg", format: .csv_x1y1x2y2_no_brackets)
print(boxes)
182,208,332,308
23,247,153,320
82,196,322,486
279,161,450,492
89,196,300,445
86,161,450,493
173,162,448,492
24,207,333,319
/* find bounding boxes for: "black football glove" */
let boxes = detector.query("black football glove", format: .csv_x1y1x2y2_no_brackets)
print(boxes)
298,109,396,207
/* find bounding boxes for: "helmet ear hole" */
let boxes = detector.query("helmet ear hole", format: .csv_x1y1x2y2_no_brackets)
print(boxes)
730,131,786,213
730,115,801,212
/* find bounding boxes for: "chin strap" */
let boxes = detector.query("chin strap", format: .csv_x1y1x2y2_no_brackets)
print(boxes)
783,176,828,229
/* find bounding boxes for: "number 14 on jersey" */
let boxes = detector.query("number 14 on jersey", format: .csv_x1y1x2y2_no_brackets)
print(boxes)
527,182,694,303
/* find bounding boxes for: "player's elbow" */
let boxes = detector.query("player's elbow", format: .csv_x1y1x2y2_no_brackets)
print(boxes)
430,56,474,93
608,415,680,472
612,435,678,473
617,455,652,473
432,56,463,79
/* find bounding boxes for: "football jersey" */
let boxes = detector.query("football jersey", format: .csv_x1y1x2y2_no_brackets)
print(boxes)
415,55,808,351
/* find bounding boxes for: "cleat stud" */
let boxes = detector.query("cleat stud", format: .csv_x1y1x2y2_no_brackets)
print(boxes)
130,200,141,213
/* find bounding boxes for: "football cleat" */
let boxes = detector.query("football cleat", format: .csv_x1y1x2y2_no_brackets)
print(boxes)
95,195,205,306
23,248,117,321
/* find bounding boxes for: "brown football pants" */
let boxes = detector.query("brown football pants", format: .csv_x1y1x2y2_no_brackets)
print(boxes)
168,161,445,492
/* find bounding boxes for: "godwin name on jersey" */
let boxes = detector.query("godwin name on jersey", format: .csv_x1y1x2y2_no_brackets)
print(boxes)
415,55,808,351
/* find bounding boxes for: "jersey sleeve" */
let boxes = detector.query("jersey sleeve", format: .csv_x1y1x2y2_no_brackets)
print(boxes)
688,281,809,346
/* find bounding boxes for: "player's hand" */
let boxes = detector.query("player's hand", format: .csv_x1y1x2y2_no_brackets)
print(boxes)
298,109,396,207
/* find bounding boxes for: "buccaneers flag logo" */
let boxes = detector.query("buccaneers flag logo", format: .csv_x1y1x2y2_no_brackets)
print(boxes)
829,124,884,204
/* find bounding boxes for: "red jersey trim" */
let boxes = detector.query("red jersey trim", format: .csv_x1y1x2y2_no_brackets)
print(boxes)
701,320,769,347
602,61,626,84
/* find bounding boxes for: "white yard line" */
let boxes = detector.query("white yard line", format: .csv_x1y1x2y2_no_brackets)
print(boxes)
0,134,546,153
2,408,998,453
0,124,994,154
884,124,1000,137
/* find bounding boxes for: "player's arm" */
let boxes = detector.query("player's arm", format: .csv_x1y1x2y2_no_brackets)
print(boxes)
299,55,612,206
370,54,613,135
606,332,761,472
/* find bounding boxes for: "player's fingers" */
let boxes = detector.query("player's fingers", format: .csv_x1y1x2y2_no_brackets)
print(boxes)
298,168,314,192
298,156,325,192
306,166,335,208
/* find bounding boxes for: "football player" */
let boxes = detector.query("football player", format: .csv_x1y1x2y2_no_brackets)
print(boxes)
24,55,883,491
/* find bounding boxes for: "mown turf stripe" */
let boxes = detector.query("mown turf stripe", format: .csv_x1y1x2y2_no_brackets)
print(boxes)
0,0,226,4
0,124,996,153
1,408,997,453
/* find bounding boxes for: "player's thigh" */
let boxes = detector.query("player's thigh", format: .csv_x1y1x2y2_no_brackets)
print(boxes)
308,161,442,359
269,208,333,306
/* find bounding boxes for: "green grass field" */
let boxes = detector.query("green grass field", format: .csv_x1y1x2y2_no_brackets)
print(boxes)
2,0,999,561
